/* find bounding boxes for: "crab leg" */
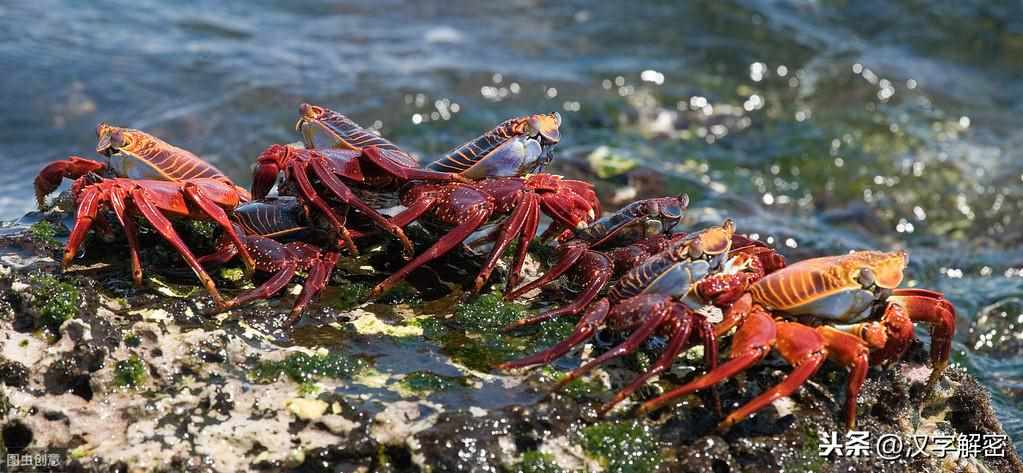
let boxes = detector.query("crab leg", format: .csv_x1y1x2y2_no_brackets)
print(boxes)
388,195,438,228
817,326,870,428
694,311,722,414
63,187,105,268
197,237,240,266
599,305,694,414
35,156,107,207
370,193,493,298
888,288,956,389
472,192,538,293
498,298,611,369
715,293,754,337
716,322,826,430
107,188,144,286
505,193,541,291
503,251,613,331
308,157,414,258
361,146,468,183
554,294,673,390
182,182,257,276
638,308,777,416
289,161,358,255
287,249,341,325
225,261,298,310
129,187,226,307
505,244,588,300
286,249,341,323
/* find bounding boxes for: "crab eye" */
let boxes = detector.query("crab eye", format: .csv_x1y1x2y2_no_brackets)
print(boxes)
662,205,683,219
855,268,876,288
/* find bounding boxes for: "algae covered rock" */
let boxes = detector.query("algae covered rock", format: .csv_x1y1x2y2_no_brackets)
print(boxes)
0,223,1019,473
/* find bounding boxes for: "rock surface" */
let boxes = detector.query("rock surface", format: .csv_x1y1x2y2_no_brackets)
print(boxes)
0,223,1020,473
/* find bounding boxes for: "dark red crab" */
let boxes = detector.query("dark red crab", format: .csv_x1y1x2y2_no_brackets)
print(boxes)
499,220,761,414
199,197,340,324
253,104,469,257
369,173,600,298
35,123,256,307
425,112,562,178
502,195,691,329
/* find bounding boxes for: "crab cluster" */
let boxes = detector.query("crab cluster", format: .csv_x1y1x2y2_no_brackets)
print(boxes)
34,104,955,431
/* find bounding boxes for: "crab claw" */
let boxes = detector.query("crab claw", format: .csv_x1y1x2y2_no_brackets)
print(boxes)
34,156,107,208
252,145,287,199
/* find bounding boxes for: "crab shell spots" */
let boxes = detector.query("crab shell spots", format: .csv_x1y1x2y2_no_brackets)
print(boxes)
749,250,908,312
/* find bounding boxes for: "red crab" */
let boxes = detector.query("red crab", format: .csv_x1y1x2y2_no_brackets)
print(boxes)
35,124,256,307
368,173,600,298
639,250,956,429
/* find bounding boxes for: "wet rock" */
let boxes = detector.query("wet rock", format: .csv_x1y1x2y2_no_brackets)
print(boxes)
0,223,1019,473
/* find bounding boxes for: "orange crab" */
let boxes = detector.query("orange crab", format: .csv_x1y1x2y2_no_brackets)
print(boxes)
639,250,956,429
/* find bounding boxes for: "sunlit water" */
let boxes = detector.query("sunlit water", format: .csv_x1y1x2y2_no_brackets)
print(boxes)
3,0,1023,448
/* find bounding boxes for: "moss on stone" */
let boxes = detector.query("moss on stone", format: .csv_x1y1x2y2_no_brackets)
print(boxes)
543,367,602,400
420,291,579,372
327,280,371,311
114,355,146,388
782,424,828,473
454,291,526,332
398,371,462,395
123,332,141,348
579,420,661,473
219,267,245,283
507,451,564,473
29,221,58,244
250,351,368,384
28,273,81,331
374,281,422,305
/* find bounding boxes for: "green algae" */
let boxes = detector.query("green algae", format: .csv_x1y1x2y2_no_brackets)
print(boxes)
28,273,81,331
398,371,463,395
781,424,827,473
297,382,320,396
542,367,602,400
579,420,661,473
114,355,147,388
420,291,578,372
218,267,245,283
507,451,564,473
123,332,141,348
250,351,368,384
454,291,527,331
29,221,59,244
326,280,371,311
374,281,422,305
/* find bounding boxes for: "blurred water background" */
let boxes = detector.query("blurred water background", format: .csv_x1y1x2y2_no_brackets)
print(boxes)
2,0,1023,448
